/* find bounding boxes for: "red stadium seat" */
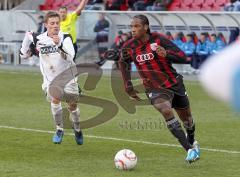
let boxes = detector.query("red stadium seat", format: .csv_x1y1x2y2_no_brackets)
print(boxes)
61,0,73,7
168,6,180,10
51,0,64,10
205,0,226,11
120,0,129,10
183,5,192,10
168,2,181,10
72,0,81,6
168,0,228,11
172,0,181,2
54,0,63,6
205,0,214,6
201,4,214,11
193,0,204,7
39,0,55,10
182,0,193,6
216,0,228,6
191,4,202,10
211,5,222,11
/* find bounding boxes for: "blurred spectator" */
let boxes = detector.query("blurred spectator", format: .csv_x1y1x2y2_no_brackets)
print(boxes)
146,0,172,11
195,32,210,69
223,0,240,11
217,32,227,45
128,0,137,10
223,0,236,11
228,27,239,44
133,0,155,10
203,32,211,46
209,33,226,54
85,0,103,10
125,31,132,40
182,34,196,62
172,32,184,50
178,31,186,42
165,31,173,40
105,0,128,10
191,32,198,45
233,0,240,11
88,0,97,4
116,32,131,48
94,13,110,66
111,31,132,69
100,31,132,68
112,31,128,49
37,15,46,34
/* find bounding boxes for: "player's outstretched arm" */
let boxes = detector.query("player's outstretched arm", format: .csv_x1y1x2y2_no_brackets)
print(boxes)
75,0,89,16
20,31,34,59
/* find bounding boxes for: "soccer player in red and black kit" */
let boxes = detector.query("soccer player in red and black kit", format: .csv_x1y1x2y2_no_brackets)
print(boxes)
119,15,200,163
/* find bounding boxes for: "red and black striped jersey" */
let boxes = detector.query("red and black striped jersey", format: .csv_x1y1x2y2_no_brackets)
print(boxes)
119,32,187,91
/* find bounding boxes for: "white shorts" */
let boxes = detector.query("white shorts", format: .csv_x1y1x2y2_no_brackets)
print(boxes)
43,78,79,102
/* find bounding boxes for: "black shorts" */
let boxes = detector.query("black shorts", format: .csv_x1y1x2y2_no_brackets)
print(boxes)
146,75,189,109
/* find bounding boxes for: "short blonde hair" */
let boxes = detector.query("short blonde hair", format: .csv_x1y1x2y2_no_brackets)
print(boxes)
44,11,60,23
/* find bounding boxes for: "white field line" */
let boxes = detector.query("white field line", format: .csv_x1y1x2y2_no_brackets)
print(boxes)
0,125,240,154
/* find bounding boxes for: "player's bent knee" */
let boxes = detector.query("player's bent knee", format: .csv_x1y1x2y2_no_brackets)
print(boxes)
153,99,171,110
176,107,192,116
160,108,173,118
52,98,61,104
68,103,78,111
154,102,173,118
51,102,62,116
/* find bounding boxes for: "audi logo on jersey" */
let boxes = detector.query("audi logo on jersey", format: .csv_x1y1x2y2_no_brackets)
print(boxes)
136,53,154,63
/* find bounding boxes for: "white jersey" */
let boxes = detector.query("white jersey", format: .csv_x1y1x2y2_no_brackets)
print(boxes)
20,31,76,91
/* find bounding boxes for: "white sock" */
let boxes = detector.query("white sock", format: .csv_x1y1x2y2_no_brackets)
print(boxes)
51,102,63,129
70,107,80,132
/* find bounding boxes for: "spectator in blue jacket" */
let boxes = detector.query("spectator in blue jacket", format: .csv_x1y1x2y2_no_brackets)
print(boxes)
196,33,210,55
205,32,212,46
195,32,210,69
182,34,196,56
182,34,196,67
172,32,184,50
209,33,226,54
217,32,227,45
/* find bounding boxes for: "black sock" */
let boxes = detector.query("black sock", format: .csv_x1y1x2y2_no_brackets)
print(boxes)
166,117,192,151
184,121,195,145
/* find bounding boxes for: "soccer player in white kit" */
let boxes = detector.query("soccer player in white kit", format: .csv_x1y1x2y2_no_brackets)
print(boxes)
20,11,83,145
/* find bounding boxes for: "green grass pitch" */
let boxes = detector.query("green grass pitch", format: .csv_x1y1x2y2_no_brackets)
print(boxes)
0,69,240,177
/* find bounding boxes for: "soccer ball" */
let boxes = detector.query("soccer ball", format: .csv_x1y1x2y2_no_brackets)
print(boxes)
114,149,137,170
